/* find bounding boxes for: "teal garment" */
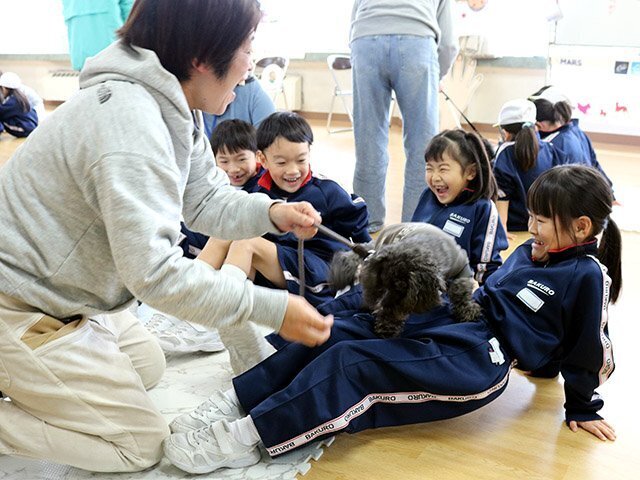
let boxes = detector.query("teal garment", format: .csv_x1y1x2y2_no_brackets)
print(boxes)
62,0,134,71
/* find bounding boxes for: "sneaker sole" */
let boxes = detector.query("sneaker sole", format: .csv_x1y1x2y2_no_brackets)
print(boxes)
158,341,226,354
166,444,261,474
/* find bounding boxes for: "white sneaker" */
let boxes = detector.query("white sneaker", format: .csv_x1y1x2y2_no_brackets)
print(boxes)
170,390,244,433
142,312,177,337
137,303,224,354
156,320,225,353
163,419,261,474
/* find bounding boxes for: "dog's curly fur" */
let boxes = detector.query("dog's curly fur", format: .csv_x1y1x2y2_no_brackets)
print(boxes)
329,223,481,338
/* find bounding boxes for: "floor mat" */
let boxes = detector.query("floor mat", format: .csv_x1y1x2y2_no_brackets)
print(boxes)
0,350,332,479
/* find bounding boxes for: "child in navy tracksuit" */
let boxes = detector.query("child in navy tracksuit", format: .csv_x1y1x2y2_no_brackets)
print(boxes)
529,85,614,193
0,72,38,138
412,129,508,284
200,111,371,307
163,164,619,474
179,119,264,259
493,99,569,235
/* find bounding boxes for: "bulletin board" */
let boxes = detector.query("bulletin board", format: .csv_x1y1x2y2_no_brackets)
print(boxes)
548,0,640,135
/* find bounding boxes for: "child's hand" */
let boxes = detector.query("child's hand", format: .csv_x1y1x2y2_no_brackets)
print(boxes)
279,294,334,347
269,201,321,239
569,419,616,441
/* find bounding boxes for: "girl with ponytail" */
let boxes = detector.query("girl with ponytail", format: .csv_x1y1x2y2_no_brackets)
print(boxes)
412,129,508,283
529,85,615,196
164,166,620,475
493,99,569,236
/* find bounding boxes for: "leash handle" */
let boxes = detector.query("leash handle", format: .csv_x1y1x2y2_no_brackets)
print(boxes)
297,238,305,296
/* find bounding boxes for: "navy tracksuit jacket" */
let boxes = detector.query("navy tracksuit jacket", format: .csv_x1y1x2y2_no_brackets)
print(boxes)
233,240,614,456
541,119,614,193
493,139,568,231
411,189,508,284
0,95,38,138
249,171,371,306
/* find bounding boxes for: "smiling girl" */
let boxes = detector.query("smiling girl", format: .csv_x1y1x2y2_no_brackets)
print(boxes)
164,164,621,475
412,129,508,283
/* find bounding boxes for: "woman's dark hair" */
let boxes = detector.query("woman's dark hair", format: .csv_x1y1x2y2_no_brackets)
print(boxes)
424,129,498,203
528,165,622,302
210,119,257,155
118,0,261,81
532,98,572,125
501,122,539,172
257,112,313,151
3,88,30,113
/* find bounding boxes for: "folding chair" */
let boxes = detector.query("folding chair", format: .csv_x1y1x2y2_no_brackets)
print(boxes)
326,54,398,134
255,56,289,109
326,54,354,133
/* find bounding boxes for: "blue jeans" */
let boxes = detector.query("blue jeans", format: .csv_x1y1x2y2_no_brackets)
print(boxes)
351,35,440,226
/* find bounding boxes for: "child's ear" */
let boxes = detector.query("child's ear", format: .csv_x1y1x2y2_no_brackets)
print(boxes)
573,215,593,242
256,150,268,170
465,164,477,181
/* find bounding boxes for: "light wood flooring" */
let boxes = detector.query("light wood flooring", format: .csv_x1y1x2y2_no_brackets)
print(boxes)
1,117,639,480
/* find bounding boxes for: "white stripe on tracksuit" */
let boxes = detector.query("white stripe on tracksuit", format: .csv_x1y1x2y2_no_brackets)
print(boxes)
476,201,500,283
587,255,614,385
266,362,514,456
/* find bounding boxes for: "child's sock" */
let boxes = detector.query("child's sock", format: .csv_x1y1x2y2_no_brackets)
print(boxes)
228,415,261,446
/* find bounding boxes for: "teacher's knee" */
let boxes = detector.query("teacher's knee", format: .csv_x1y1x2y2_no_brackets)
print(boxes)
137,337,166,390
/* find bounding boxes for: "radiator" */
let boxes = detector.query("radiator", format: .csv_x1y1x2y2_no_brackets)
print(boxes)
40,69,79,102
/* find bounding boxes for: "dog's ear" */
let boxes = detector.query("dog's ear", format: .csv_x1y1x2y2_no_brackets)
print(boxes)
359,247,389,309
408,260,446,312
329,249,364,290
364,240,446,314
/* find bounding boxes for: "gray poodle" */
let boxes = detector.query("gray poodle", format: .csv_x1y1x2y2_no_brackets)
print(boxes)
330,223,482,338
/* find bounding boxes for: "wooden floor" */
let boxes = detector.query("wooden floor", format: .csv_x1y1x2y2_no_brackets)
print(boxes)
1,118,639,480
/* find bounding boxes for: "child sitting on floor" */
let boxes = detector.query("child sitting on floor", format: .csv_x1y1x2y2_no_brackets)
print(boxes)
493,99,569,237
180,119,263,259
0,72,38,138
196,112,370,374
164,164,620,474
412,129,508,284
198,111,371,306
528,85,615,195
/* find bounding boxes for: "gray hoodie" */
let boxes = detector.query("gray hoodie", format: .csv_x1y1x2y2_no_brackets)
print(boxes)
350,0,458,79
0,41,288,332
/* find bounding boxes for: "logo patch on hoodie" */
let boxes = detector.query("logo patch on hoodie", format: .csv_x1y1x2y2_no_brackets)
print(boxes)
517,288,544,312
98,84,112,104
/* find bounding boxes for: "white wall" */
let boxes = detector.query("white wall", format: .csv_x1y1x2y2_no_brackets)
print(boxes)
287,59,547,126
0,0,67,54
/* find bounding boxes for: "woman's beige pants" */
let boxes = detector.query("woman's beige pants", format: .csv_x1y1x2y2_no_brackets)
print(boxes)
0,294,169,472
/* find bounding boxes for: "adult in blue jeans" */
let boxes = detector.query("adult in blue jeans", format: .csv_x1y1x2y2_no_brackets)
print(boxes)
350,0,458,232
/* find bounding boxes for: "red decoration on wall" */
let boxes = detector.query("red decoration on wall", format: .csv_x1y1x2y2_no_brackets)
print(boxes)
577,103,591,114
615,102,628,113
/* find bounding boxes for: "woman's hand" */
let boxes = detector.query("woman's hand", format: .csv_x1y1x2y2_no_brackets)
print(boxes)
569,419,616,441
269,202,321,239
279,294,333,347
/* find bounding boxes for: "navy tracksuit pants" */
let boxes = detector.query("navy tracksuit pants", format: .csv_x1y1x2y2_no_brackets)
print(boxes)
233,307,513,457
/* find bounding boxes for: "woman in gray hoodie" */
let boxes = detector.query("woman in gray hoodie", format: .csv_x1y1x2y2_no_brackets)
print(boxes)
0,0,332,472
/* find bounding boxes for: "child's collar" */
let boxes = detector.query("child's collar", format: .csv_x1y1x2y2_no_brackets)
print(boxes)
258,169,313,192
530,238,598,264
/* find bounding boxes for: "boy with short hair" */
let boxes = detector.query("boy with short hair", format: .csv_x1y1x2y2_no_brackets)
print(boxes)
199,111,371,306
180,119,264,258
